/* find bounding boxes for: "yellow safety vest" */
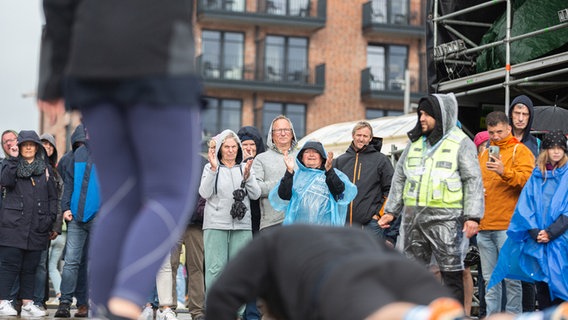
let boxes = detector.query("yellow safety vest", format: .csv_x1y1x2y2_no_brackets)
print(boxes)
403,128,466,208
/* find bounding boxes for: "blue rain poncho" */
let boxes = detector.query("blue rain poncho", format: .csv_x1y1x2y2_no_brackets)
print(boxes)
269,153,357,226
489,164,568,301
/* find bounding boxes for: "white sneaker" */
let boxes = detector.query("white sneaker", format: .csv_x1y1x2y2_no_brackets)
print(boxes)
20,302,47,317
138,305,154,320
157,308,178,320
0,300,17,316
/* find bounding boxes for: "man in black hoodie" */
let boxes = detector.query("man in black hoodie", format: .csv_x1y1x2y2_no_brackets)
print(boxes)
333,121,397,245
509,95,541,158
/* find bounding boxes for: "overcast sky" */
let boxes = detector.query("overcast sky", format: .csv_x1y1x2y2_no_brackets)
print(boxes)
0,0,42,156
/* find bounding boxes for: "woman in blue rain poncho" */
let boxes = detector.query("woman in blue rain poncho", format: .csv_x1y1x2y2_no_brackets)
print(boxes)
489,130,568,307
269,141,357,226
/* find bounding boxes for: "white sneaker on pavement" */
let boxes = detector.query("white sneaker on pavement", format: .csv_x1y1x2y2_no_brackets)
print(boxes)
21,301,48,317
0,300,17,316
156,308,178,320
138,305,155,320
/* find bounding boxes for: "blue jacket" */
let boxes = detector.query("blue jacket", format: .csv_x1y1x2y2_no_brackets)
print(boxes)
489,164,568,301
60,125,101,222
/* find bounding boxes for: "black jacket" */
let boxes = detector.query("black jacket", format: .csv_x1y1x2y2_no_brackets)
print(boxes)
0,136,58,251
205,225,451,320
333,137,394,225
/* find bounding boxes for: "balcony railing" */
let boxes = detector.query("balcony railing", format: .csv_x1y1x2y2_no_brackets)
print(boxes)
362,1,424,37
197,55,325,95
197,0,325,18
361,67,426,100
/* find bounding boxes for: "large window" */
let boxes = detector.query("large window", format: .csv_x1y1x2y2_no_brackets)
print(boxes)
370,0,409,24
265,36,308,82
262,102,306,139
202,98,242,148
265,0,310,16
367,44,408,91
202,30,244,80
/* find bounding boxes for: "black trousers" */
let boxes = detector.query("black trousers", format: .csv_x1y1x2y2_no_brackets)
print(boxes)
0,246,42,300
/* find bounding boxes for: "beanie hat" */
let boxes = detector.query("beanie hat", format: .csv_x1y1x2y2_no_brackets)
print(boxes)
542,130,567,152
473,131,490,148
418,98,435,118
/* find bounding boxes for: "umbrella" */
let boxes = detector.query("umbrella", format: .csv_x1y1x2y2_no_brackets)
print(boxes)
531,106,568,133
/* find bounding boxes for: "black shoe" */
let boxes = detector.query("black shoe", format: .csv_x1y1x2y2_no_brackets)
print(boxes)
54,303,71,318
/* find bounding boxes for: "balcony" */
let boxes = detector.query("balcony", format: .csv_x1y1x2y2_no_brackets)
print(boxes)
196,0,326,31
197,55,325,96
362,1,425,38
360,68,426,101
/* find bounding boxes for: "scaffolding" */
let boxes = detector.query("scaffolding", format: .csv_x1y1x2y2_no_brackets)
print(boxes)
429,0,568,113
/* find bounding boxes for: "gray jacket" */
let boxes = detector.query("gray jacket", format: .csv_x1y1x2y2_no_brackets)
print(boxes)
252,118,298,230
199,130,261,230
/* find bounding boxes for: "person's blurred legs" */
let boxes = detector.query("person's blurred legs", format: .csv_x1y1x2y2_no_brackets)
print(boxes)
83,103,201,319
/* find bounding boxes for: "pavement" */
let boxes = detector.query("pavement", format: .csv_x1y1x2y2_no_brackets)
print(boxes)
0,304,195,320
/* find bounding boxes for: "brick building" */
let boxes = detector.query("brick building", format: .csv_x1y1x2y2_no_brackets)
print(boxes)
42,0,428,154
196,0,427,144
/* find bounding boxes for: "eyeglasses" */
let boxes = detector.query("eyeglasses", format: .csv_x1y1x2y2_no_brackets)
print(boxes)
2,138,17,145
272,128,292,134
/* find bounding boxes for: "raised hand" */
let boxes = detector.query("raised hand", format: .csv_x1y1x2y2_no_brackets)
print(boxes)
283,151,295,173
325,151,334,172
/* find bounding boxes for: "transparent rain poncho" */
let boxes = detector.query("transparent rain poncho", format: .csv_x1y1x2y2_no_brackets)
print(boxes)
269,158,357,227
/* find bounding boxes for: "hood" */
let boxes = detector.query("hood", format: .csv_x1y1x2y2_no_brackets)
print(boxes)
408,93,458,145
70,124,87,150
237,126,266,154
214,129,243,164
40,133,58,165
265,117,298,153
297,140,327,168
17,130,47,161
509,95,535,141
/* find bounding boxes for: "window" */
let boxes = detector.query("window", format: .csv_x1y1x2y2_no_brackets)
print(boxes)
366,109,403,119
370,0,409,24
262,102,306,139
202,30,244,80
202,98,242,148
367,44,408,91
265,36,308,83
265,0,309,16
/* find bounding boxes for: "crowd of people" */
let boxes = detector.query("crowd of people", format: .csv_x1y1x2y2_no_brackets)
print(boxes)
1,85,568,320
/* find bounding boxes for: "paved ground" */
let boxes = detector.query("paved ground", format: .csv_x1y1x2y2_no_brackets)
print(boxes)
0,305,195,320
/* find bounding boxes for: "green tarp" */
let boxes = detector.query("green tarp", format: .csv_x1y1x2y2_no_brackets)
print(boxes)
476,0,568,72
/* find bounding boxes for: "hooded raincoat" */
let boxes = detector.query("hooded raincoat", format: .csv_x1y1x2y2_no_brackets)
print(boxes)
252,118,298,230
199,130,261,230
269,141,357,226
384,93,484,271
489,164,568,301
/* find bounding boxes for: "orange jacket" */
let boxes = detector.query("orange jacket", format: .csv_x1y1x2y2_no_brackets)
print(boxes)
479,134,534,230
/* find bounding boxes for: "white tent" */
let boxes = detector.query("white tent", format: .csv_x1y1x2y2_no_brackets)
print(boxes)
298,114,417,156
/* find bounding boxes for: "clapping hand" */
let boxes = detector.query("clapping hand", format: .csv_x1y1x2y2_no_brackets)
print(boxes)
283,151,295,173
325,151,334,172
208,146,218,171
243,157,253,181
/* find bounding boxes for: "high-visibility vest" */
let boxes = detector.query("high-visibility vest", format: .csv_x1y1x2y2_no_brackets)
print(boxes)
402,128,466,208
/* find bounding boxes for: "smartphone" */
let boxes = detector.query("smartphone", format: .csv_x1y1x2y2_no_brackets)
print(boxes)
488,146,500,162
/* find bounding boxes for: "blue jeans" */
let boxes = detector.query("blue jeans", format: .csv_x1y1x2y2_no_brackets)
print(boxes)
33,249,48,304
477,230,522,315
60,219,92,306
48,232,66,296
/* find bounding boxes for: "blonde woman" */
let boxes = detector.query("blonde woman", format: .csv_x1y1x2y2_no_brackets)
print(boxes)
490,130,568,307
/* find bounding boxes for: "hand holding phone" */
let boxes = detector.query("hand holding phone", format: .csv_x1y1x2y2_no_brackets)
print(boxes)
488,146,499,162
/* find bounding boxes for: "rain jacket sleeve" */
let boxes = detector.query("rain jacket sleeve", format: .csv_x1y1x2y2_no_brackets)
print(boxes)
458,139,484,221
384,144,411,217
